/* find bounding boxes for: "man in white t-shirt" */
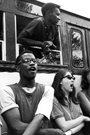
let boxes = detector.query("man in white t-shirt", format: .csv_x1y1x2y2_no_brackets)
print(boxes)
0,50,64,135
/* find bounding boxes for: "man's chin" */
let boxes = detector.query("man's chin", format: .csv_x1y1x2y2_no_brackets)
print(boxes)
25,74,36,80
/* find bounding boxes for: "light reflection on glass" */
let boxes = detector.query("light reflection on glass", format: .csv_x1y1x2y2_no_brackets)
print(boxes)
71,30,84,67
15,0,42,16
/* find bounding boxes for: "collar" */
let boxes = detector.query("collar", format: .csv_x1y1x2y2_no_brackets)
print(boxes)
22,87,36,94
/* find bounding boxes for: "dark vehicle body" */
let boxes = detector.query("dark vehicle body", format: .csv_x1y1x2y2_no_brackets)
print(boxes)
0,0,90,74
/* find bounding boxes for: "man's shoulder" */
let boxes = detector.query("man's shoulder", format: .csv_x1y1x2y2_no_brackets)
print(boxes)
33,17,43,22
0,85,12,91
36,83,54,94
44,85,54,95
45,85,54,90
37,83,54,89
8,83,18,89
36,83,45,88
0,84,16,94
28,17,43,26
0,85,15,101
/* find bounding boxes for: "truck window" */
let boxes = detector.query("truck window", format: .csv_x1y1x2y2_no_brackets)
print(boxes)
15,0,42,16
71,29,84,68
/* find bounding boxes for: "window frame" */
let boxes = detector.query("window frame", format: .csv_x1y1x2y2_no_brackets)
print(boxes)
67,24,88,74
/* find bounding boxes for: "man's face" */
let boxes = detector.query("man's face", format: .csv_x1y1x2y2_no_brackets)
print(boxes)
18,53,37,80
48,7,61,25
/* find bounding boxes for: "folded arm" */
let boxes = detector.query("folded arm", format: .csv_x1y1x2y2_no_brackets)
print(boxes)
3,108,44,135
55,115,90,132
65,122,84,135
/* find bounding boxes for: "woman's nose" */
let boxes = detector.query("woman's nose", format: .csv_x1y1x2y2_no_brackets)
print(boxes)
71,79,74,83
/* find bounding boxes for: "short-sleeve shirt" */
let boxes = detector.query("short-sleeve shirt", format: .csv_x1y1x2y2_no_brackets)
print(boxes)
51,97,82,122
51,97,84,135
0,83,54,120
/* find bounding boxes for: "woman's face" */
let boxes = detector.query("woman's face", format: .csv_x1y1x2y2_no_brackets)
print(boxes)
60,71,75,94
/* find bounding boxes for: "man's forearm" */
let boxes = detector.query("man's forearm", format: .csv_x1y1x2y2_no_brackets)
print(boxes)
23,114,44,135
18,37,43,48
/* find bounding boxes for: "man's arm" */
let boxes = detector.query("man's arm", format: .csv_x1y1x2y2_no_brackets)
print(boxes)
0,86,43,135
2,108,28,135
35,86,54,119
78,92,90,116
23,114,44,135
17,19,43,48
0,85,54,135
18,37,43,48
3,108,44,135
18,19,56,51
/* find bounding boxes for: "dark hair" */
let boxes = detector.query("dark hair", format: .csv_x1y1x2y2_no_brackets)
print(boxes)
81,69,90,91
41,2,60,16
52,68,78,105
15,50,34,66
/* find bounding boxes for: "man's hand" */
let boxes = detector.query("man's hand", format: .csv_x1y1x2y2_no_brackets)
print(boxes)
43,41,56,49
42,41,56,55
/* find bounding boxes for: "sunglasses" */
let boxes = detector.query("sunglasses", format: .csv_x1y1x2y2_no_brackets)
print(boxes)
63,75,75,80
19,58,37,64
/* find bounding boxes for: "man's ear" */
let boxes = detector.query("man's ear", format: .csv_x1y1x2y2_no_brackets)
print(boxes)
45,10,51,16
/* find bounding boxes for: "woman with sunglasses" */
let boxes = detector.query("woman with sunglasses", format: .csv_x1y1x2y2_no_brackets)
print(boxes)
77,69,90,135
51,68,90,135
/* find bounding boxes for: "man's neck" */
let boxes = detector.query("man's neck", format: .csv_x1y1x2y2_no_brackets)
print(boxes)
19,79,36,88
43,17,51,27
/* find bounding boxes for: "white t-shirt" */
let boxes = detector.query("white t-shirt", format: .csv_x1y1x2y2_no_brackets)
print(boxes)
0,84,54,119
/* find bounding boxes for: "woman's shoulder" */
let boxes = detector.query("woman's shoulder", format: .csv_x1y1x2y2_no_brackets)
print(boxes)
53,97,58,102
53,97,63,107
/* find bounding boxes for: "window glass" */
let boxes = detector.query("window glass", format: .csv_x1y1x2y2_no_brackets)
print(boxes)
15,0,42,16
71,29,84,68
